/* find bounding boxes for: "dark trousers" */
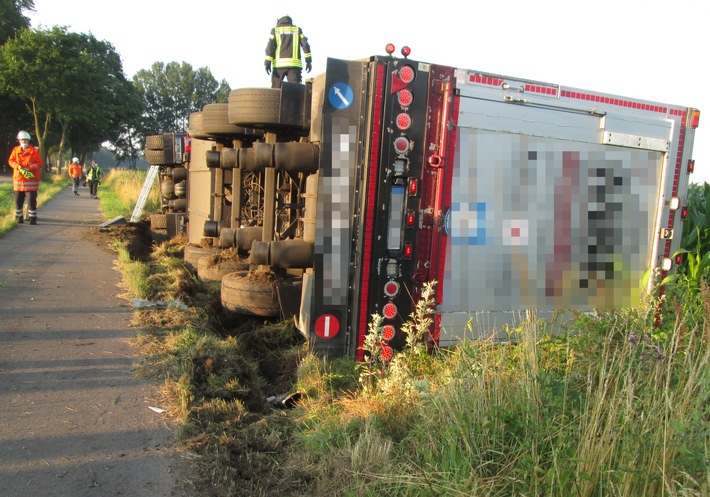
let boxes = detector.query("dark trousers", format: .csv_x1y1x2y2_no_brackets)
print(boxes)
14,190,38,220
71,176,81,192
271,67,302,88
89,180,99,197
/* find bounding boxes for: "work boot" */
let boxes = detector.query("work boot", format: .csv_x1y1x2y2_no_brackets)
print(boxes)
29,218,37,225
15,216,23,224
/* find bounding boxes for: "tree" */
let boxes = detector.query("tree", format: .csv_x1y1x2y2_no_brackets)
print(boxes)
133,61,230,136
0,0,34,43
0,0,35,162
0,26,141,170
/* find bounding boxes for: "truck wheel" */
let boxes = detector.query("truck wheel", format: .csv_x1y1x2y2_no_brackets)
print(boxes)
202,103,260,137
197,256,249,282
228,88,280,128
183,245,220,271
150,213,168,230
221,271,280,317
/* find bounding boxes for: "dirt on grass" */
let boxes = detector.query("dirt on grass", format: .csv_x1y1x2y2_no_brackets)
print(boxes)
81,222,321,497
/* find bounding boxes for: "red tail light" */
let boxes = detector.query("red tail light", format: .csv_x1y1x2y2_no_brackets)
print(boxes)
399,65,415,84
382,325,395,341
403,243,413,259
680,206,688,220
383,302,398,319
408,178,418,196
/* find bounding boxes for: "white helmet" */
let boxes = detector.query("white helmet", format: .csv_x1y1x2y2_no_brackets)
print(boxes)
17,130,31,141
72,157,79,163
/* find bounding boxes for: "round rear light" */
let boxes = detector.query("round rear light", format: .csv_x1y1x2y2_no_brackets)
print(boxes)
397,89,413,108
394,136,409,154
401,46,411,57
380,344,394,361
382,325,395,341
383,302,398,320
396,113,412,131
385,43,396,55
384,280,400,297
399,65,415,84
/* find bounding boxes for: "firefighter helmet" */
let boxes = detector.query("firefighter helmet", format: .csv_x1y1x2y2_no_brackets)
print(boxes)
17,130,31,141
72,157,79,163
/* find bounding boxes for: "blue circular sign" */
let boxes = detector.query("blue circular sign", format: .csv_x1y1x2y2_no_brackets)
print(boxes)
328,82,354,109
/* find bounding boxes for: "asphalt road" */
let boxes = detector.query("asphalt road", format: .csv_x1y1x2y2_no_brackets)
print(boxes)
0,177,192,496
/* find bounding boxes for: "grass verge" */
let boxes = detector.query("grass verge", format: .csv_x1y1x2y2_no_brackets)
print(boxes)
101,170,710,497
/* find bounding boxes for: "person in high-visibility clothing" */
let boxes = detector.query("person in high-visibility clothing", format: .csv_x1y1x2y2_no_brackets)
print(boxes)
264,15,312,89
86,160,101,199
7,130,42,225
68,157,83,196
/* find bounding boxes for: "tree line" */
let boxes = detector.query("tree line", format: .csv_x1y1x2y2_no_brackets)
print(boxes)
0,0,229,170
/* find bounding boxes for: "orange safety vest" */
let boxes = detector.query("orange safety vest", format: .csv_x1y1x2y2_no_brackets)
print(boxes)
8,145,42,192
68,162,83,179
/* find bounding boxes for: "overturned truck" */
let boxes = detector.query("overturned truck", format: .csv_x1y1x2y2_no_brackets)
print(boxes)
145,46,699,360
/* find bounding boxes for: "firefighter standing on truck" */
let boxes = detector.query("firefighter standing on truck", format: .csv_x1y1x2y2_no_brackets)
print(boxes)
7,130,42,225
68,157,83,196
264,15,312,89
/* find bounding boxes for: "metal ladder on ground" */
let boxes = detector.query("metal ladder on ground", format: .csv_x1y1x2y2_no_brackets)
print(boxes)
130,165,160,223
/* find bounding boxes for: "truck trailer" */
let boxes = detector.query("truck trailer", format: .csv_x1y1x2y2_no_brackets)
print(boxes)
144,45,699,360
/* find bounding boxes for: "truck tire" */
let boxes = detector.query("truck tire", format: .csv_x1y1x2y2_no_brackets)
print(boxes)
145,148,174,165
145,135,165,150
221,271,280,317
183,245,220,271
197,256,249,282
150,213,168,230
188,112,213,140
228,88,280,128
201,103,260,137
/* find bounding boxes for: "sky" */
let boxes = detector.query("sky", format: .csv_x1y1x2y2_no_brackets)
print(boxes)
28,0,708,184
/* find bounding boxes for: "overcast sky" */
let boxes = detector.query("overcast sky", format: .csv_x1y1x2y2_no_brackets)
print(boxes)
28,0,708,184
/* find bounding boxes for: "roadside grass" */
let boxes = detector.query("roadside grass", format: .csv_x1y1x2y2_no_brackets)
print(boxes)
101,168,160,220
0,171,70,236
102,170,710,497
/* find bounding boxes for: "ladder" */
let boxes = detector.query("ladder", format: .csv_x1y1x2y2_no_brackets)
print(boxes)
130,165,160,223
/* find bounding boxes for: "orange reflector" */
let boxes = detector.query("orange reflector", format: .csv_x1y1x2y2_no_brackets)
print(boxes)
690,109,700,128
385,43,395,55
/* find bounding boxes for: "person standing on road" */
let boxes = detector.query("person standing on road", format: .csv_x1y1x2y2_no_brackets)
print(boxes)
68,157,83,196
7,130,42,225
264,15,312,89
86,160,101,199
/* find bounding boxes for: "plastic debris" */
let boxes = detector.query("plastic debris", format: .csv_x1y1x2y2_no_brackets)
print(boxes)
149,406,167,413
266,392,303,409
131,298,188,311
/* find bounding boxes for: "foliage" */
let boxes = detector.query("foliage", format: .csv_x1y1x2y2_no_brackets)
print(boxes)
0,26,140,169
132,61,230,138
0,0,34,44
